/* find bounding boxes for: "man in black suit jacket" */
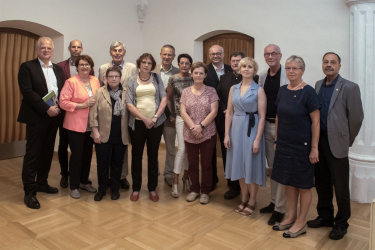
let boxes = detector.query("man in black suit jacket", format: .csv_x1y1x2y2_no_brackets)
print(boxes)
217,52,259,199
18,37,64,209
204,45,232,191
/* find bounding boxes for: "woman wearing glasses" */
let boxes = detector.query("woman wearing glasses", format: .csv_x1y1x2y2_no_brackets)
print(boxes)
167,54,194,198
60,55,100,199
126,53,167,202
89,66,129,201
271,56,320,238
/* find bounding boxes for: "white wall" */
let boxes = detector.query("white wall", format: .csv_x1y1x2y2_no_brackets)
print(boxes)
0,0,142,69
142,0,350,85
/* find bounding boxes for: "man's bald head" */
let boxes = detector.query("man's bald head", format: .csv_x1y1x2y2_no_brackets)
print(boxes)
68,39,83,59
208,45,225,66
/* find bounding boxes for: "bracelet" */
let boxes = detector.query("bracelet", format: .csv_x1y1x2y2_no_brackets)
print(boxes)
200,123,205,129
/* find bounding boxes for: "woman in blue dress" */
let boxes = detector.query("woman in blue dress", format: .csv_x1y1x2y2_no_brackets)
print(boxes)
224,57,267,217
271,56,320,238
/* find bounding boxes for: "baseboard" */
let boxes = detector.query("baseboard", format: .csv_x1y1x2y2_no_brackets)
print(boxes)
370,198,375,250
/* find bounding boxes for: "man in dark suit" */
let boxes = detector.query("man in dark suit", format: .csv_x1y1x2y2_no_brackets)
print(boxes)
18,37,65,209
307,52,364,240
204,45,232,191
216,51,259,199
56,39,94,188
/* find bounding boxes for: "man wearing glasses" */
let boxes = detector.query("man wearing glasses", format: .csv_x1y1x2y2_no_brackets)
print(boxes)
98,41,137,189
57,39,95,189
152,45,180,187
204,45,232,191
258,44,289,225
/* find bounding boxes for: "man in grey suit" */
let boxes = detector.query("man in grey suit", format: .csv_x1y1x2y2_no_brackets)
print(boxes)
98,41,137,189
307,52,364,240
153,45,180,186
258,44,288,225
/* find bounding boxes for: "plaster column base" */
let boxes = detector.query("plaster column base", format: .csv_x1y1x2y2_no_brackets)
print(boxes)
349,153,375,203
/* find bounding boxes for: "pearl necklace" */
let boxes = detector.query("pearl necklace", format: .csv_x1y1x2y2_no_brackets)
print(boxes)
288,81,304,90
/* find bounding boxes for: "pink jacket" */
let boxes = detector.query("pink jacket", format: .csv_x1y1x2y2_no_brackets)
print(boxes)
60,75,100,133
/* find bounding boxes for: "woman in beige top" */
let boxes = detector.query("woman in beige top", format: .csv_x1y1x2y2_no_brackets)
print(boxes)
126,53,167,202
89,66,130,201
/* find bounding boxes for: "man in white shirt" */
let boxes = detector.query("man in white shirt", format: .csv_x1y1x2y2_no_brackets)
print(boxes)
153,45,180,186
98,41,137,189
17,37,65,209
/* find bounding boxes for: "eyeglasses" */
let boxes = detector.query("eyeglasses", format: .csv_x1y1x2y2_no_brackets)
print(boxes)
285,67,302,71
179,62,191,66
78,64,90,67
264,52,280,57
107,76,120,79
209,52,223,57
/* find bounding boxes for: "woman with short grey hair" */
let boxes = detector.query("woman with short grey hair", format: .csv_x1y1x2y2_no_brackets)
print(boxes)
271,55,320,238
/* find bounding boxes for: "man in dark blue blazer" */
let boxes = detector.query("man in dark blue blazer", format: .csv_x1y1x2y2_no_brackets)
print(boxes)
18,37,64,209
204,45,232,191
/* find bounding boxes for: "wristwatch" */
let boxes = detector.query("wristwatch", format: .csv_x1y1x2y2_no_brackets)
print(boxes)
153,115,158,119
200,123,205,129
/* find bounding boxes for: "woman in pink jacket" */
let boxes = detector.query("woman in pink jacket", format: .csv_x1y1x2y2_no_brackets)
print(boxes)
60,55,100,199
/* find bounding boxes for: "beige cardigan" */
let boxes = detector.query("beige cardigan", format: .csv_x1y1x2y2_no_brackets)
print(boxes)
89,85,129,145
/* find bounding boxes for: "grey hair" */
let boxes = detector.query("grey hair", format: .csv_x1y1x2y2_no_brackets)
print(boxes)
110,41,126,51
37,37,54,49
285,55,305,71
265,44,281,53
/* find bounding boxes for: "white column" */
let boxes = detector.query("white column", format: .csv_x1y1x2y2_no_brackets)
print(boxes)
347,0,375,203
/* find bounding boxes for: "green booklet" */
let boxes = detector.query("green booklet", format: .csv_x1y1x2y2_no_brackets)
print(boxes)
42,90,58,106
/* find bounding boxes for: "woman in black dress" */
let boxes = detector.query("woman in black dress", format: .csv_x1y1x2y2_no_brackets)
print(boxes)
271,56,320,238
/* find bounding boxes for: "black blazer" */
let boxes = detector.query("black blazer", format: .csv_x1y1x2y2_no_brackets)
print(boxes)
216,72,259,133
204,63,232,89
17,58,64,124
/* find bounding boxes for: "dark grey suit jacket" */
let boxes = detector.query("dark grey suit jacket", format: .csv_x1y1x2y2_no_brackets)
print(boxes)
315,75,364,158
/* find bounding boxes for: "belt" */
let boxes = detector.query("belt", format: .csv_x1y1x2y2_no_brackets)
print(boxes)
266,117,275,123
246,111,258,137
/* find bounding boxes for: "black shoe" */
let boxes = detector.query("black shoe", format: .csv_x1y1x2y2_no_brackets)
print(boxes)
224,188,241,200
268,211,285,225
211,182,217,192
36,185,59,194
260,202,275,213
329,226,347,240
94,190,106,201
87,178,92,185
24,194,40,209
111,190,120,200
60,175,68,188
120,178,130,189
307,217,334,228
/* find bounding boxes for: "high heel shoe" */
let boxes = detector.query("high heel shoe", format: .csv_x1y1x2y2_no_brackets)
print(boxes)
182,176,191,192
171,184,179,198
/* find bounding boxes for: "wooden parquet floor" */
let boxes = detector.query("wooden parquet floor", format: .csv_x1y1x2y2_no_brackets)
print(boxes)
0,146,370,250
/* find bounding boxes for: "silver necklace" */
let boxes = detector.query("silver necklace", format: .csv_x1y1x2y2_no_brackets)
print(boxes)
288,81,304,90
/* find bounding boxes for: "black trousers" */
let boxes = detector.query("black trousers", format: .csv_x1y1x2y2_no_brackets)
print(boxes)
96,142,127,192
58,122,69,176
67,130,93,190
315,133,351,229
211,135,219,185
22,115,60,196
129,120,164,192
217,130,240,190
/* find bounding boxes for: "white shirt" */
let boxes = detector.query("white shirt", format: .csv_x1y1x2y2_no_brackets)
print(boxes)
213,63,225,79
69,58,78,77
38,58,58,97
160,64,173,89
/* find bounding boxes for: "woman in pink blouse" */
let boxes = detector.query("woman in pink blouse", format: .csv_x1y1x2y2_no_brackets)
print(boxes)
59,55,100,199
180,62,219,204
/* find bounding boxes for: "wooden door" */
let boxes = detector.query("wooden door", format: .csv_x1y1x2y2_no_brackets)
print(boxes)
203,33,255,65
0,28,39,146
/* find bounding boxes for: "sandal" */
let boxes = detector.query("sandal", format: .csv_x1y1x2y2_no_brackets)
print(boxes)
234,201,248,214
240,202,256,217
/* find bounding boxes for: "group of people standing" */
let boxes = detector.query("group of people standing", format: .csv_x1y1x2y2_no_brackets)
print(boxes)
18,37,363,241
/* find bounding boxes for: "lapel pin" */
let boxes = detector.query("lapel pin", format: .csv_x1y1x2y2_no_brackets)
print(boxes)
304,142,307,145
294,95,296,97
336,89,339,91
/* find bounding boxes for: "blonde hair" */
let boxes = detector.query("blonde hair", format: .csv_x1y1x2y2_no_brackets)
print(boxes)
238,57,259,75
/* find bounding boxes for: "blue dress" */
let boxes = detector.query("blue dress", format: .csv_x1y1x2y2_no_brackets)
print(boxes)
271,85,320,189
225,82,266,186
